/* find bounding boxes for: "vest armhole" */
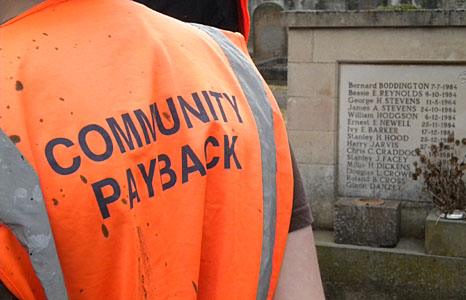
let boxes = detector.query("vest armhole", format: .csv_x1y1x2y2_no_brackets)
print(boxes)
0,225,46,300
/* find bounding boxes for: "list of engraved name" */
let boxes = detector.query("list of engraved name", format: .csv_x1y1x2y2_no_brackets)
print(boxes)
344,81,458,194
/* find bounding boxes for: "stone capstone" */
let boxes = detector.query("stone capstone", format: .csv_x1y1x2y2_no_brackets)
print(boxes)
334,198,401,247
425,209,466,258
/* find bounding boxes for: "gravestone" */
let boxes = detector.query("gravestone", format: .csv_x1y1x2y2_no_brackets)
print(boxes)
253,3,287,62
315,0,347,9
338,64,466,201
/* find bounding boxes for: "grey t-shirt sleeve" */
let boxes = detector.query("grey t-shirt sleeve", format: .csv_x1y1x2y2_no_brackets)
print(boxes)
289,147,313,232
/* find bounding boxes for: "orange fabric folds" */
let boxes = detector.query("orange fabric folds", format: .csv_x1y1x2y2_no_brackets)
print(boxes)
0,0,292,299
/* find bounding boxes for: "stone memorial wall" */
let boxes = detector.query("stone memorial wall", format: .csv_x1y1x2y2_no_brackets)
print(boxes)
339,64,466,200
284,10,466,299
285,10,466,235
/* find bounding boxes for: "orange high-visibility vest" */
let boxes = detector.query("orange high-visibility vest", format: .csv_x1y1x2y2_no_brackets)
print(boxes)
0,0,293,299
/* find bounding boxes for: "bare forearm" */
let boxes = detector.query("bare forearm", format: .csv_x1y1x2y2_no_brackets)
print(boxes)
274,226,325,300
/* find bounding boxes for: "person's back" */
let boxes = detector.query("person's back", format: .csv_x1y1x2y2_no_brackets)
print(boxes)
0,0,294,299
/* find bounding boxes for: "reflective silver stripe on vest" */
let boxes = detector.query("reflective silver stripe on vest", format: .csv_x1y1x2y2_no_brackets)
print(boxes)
192,24,278,300
0,130,68,300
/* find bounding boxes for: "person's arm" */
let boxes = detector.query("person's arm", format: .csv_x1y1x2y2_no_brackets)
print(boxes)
273,147,325,299
274,226,326,300
0,0,43,24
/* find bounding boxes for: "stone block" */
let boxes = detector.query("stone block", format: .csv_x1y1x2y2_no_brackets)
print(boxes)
286,10,466,30
425,209,466,258
288,130,336,164
298,163,336,230
288,29,313,63
334,198,401,247
286,96,336,131
312,28,466,63
287,62,336,98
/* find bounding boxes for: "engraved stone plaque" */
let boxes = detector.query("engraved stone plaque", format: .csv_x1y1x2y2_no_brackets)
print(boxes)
338,64,466,200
